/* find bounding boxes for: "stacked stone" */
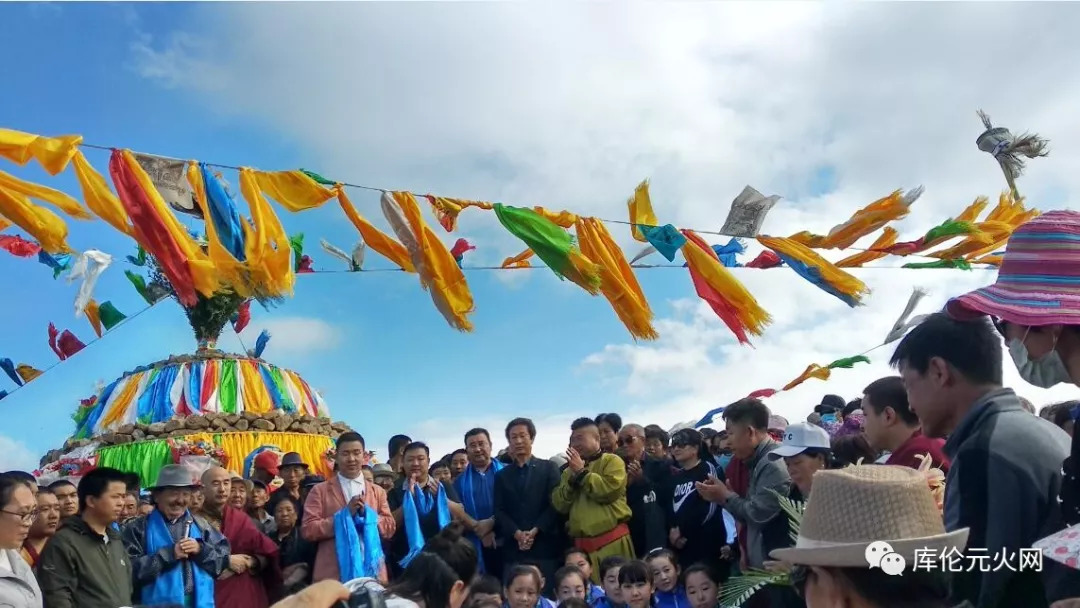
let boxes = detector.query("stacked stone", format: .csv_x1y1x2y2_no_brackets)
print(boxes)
57,413,351,452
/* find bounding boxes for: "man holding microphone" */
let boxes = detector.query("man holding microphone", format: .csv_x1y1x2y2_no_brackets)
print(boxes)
122,464,231,607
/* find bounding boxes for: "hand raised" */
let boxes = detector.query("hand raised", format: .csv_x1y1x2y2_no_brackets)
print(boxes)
348,495,365,515
566,447,585,473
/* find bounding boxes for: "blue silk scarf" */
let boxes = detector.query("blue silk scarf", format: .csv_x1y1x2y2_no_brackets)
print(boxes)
143,509,215,608
455,460,504,573
400,481,451,568
334,504,384,581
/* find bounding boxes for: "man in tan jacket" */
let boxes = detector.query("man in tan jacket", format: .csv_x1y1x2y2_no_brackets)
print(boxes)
302,432,395,582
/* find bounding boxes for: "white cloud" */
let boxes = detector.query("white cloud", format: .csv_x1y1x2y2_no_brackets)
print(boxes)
239,317,342,356
0,435,41,473
126,3,1080,457
579,271,1079,435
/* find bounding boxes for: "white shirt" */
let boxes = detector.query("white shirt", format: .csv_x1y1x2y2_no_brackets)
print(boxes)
339,473,366,504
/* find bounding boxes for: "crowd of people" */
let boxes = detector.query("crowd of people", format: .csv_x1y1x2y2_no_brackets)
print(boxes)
3,211,1080,608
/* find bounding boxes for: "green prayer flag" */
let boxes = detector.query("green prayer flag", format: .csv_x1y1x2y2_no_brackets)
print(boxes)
126,246,148,267
826,355,871,369
124,270,152,303
97,301,127,330
268,366,297,414
922,219,976,245
493,204,575,280
902,258,972,270
289,233,305,271
219,360,238,415
300,169,336,186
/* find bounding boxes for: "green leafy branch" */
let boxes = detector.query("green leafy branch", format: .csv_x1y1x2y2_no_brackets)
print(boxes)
718,491,805,608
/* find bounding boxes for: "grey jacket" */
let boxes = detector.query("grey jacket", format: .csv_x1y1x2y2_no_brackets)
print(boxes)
724,438,791,567
0,549,42,608
943,388,1072,608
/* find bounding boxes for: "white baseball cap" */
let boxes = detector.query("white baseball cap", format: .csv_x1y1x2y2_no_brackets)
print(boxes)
769,422,831,459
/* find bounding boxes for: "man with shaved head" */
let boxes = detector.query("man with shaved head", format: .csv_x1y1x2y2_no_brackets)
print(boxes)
552,418,634,581
617,423,670,557
200,466,281,608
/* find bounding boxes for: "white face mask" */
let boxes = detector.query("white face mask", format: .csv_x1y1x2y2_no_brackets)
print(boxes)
1008,332,1072,388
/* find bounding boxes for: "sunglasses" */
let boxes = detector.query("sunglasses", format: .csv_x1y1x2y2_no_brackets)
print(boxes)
992,317,1008,337
617,436,642,447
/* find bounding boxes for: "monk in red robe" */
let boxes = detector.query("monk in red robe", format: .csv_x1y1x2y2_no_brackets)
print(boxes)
200,467,282,607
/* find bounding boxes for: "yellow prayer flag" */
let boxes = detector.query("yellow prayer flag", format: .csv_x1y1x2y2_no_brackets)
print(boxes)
0,169,90,219
72,151,133,236
0,186,71,253
85,300,104,338
253,170,336,212
0,128,82,175
15,364,42,383
627,179,658,242
336,186,416,273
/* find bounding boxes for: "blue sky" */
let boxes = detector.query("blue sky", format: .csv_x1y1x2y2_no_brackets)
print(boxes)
0,3,736,465
3,2,1079,470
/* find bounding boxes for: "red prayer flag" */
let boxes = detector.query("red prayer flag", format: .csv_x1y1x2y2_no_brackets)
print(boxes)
47,322,64,360
745,250,782,269
57,330,86,358
747,388,778,399
109,150,200,307
450,238,476,259
232,300,251,333
0,234,41,258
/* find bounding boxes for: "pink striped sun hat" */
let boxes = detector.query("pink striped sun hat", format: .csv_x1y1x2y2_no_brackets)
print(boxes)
947,210,1080,326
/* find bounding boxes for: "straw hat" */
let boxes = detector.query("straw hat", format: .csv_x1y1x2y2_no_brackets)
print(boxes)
770,465,968,567
948,210,1080,326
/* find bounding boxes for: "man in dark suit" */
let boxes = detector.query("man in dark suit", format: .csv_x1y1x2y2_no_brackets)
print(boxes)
495,417,564,594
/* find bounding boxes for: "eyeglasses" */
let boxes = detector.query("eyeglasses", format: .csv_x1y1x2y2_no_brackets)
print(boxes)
1,509,38,525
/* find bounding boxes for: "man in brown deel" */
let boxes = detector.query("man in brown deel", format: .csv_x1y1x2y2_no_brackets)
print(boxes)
552,417,634,582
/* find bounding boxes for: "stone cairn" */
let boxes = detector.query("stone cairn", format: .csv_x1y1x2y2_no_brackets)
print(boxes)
40,413,352,467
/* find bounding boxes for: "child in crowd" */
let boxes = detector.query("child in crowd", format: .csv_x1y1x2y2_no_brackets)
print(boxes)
682,564,720,608
554,566,589,604
618,561,655,608
593,556,627,608
564,548,606,602
429,460,452,484
468,575,505,608
506,565,557,608
645,550,689,608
